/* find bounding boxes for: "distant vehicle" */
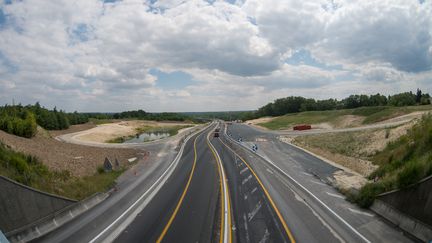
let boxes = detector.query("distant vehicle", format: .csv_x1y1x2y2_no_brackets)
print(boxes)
293,124,312,131
214,131,219,137
215,128,220,132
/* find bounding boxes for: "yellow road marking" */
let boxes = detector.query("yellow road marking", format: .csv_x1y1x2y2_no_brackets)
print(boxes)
156,135,200,243
219,138,296,243
207,130,232,243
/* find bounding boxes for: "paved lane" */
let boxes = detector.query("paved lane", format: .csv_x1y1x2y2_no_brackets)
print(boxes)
225,122,414,242
114,126,220,243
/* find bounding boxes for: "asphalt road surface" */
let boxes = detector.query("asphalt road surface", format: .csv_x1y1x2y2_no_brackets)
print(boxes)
225,122,415,243
31,121,416,243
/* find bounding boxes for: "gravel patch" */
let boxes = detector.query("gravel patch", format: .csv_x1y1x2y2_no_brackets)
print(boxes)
0,127,144,177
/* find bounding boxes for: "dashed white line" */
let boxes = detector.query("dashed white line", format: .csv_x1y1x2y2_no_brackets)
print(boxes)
301,172,313,177
247,201,262,222
326,192,345,199
242,174,253,185
226,134,371,243
266,168,274,174
348,208,375,217
251,187,258,194
258,228,270,243
240,167,249,174
310,180,327,186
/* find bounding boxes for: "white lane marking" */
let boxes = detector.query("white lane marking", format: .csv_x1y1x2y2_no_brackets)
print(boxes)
240,167,249,174
226,134,371,243
301,172,313,177
326,192,345,199
243,214,250,243
274,172,345,242
242,174,253,185
348,208,374,217
251,187,258,194
310,180,327,186
247,201,262,222
207,130,231,243
266,168,274,174
258,228,270,243
89,126,206,243
244,194,248,200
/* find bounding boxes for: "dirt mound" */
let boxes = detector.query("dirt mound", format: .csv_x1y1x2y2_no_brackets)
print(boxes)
0,126,143,177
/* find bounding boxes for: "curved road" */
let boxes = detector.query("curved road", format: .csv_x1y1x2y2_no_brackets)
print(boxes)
31,121,415,243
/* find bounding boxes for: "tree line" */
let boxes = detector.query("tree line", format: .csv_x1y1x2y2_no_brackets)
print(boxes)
112,109,190,121
0,103,89,137
0,103,191,138
249,89,431,119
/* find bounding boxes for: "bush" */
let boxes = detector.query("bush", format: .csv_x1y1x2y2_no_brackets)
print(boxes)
355,114,432,208
396,161,423,188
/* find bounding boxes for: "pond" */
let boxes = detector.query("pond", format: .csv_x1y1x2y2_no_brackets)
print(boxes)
123,132,171,143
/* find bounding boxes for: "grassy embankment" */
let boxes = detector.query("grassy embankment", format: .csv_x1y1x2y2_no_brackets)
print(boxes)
351,114,432,207
107,124,192,143
258,105,432,130
294,114,432,208
0,143,123,200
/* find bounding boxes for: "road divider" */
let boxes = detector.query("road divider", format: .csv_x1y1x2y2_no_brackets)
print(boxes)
207,128,232,243
223,125,371,243
218,138,296,243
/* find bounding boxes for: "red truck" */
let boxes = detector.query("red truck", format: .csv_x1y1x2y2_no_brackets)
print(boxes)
293,124,312,131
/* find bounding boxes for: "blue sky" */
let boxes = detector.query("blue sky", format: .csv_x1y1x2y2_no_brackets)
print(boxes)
0,0,431,112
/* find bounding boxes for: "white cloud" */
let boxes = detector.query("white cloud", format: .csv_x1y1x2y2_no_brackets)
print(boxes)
0,0,431,112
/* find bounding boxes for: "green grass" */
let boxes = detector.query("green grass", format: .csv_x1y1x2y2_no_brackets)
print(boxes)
258,105,432,130
0,143,124,200
259,110,351,130
349,114,432,207
88,118,118,125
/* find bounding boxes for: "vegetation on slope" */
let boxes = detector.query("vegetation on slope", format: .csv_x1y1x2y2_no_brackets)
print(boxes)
350,114,432,207
0,143,123,200
249,89,430,122
258,105,432,130
0,103,89,137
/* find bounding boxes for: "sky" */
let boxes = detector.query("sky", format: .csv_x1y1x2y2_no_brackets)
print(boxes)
0,0,431,112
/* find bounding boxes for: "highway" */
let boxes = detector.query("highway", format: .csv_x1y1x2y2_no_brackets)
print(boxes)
31,121,415,242
224,122,414,242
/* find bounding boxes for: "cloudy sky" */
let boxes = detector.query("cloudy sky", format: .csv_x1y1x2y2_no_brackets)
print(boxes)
0,0,431,112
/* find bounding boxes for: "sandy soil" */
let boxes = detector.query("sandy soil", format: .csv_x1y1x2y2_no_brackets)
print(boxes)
75,120,194,143
245,117,273,130
334,115,365,128
377,111,430,124
332,170,368,191
360,121,414,156
0,126,144,177
49,123,97,137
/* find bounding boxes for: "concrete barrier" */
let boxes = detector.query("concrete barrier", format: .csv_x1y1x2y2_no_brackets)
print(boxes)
6,192,108,243
370,175,432,242
371,199,432,242
0,176,76,234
